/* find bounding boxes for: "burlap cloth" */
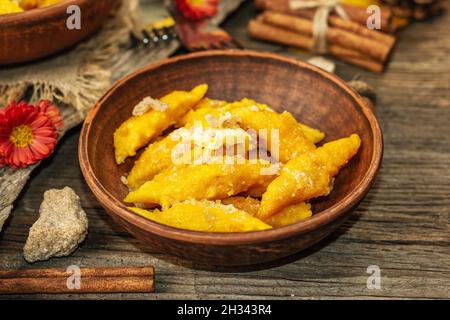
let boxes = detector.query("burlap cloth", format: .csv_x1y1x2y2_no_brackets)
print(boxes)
0,0,245,232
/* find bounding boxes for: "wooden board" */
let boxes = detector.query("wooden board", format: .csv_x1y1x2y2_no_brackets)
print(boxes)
0,1,449,299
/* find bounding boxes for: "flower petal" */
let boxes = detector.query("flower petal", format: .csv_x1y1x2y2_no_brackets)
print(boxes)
33,127,56,137
34,135,57,145
30,115,51,129
30,140,51,158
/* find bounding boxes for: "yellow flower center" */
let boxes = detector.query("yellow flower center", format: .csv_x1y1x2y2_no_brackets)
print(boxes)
187,0,205,5
10,125,33,148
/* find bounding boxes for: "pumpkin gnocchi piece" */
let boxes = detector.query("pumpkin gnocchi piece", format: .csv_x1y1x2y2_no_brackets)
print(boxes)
129,200,271,232
226,98,273,111
193,98,228,110
257,134,361,220
299,124,326,144
265,203,312,227
6,0,63,14
34,0,61,8
228,99,325,144
18,0,38,9
12,0,61,11
181,99,270,127
178,105,237,129
222,197,312,227
181,99,325,147
221,196,261,216
127,125,255,189
113,84,208,164
124,159,278,209
231,107,317,162
178,98,228,127
0,0,23,14
126,137,179,190
178,106,217,128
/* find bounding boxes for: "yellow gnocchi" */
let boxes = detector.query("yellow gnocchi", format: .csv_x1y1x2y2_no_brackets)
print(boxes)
114,84,207,164
257,134,361,220
129,200,271,232
113,85,361,232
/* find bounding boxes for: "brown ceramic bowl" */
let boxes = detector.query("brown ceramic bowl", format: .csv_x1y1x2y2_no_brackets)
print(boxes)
79,50,383,266
0,0,117,65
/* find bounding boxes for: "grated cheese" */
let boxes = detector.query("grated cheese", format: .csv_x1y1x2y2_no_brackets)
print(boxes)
132,97,169,116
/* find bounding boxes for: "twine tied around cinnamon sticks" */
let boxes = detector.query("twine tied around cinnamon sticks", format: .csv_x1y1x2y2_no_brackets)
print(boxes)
290,0,349,54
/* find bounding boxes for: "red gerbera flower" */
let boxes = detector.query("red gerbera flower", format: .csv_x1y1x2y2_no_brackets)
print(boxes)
176,0,218,21
36,100,64,130
0,102,58,169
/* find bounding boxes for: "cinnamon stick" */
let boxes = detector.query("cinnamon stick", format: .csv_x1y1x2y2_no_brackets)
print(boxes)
255,0,393,31
260,11,393,63
255,0,396,46
248,20,384,73
0,267,155,294
341,3,392,32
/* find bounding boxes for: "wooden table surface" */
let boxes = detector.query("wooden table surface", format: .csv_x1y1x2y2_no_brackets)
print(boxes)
1,1,449,299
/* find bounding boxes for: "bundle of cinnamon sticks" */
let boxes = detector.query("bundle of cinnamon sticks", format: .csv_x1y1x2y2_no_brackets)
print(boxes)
249,0,398,72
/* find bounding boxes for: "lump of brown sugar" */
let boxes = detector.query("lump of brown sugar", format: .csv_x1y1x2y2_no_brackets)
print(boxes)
23,187,88,263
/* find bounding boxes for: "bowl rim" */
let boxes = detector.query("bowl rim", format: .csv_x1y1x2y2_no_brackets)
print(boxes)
0,0,87,23
79,50,383,246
